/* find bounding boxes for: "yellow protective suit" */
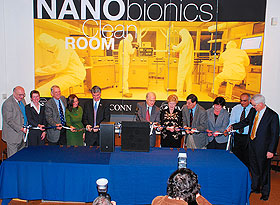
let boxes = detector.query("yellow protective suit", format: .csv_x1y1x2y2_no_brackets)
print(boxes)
118,34,135,95
213,41,250,95
173,29,194,96
35,33,86,96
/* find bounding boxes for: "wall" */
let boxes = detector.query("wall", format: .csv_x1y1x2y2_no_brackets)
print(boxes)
0,0,34,128
0,0,280,129
262,0,280,115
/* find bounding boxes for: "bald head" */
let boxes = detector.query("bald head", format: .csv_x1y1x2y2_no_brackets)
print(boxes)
13,86,25,102
146,92,156,107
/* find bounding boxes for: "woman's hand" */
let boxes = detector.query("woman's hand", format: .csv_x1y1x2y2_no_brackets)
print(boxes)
70,126,76,132
41,131,46,140
38,124,45,131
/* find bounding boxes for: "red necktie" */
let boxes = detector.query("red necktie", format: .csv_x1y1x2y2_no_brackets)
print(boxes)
146,108,150,122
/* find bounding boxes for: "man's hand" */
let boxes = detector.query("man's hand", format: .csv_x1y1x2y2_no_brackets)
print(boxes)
86,125,92,132
206,129,212,137
56,124,62,130
226,125,233,133
20,127,27,134
93,126,100,132
267,152,274,159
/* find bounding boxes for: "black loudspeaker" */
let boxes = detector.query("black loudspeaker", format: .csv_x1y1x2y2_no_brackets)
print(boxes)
100,122,115,152
121,121,150,152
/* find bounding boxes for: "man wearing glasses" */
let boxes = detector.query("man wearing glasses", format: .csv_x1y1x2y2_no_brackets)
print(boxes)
136,92,160,147
228,94,279,201
2,86,27,157
229,93,252,167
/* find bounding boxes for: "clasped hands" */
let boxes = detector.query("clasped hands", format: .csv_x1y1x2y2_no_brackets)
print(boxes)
86,125,99,132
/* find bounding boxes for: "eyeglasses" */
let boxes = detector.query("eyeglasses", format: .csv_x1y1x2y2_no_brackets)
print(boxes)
240,99,248,102
251,103,258,107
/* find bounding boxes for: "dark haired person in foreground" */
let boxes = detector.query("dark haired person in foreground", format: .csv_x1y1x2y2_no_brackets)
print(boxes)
152,168,211,205
92,196,116,205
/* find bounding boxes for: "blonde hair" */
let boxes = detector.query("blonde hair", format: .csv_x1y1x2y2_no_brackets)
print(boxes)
167,94,178,104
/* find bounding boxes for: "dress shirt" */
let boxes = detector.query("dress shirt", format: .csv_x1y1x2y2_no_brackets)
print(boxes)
146,105,152,116
252,106,266,135
190,104,197,115
230,104,252,134
93,99,100,109
53,98,65,114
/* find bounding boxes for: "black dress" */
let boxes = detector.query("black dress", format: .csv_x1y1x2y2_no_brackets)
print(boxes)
25,103,47,146
160,104,183,148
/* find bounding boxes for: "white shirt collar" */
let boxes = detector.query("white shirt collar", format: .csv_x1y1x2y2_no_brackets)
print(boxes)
31,101,41,114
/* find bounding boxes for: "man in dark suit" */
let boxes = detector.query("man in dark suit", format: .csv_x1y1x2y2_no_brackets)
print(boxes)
228,94,279,201
182,94,208,149
2,86,27,157
136,92,160,147
82,85,110,146
45,85,67,145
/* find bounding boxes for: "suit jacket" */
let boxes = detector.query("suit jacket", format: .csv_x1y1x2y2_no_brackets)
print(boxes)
182,104,208,148
136,102,160,123
25,104,46,127
207,107,230,144
2,95,26,144
82,99,110,140
232,107,279,155
45,96,67,143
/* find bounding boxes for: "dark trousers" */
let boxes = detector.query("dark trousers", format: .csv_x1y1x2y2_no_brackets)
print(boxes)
28,130,45,146
85,132,99,146
150,131,156,147
48,129,67,145
249,143,271,197
207,139,227,150
233,133,249,167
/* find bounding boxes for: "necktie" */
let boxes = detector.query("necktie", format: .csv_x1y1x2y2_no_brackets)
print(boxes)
94,102,98,127
18,101,27,126
146,107,150,122
190,109,193,127
58,100,65,126
239,107,246,134
250,112,259,140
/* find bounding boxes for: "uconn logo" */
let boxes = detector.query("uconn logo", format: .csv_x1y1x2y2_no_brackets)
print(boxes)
110,103,132,112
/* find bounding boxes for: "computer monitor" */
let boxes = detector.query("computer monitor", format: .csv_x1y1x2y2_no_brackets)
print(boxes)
121,121,150,152
240,34,263,53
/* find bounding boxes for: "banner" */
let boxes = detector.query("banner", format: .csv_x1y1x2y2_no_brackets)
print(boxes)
34,0,266,110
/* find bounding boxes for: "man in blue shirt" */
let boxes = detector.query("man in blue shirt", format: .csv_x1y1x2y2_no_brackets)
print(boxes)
229,93,252,167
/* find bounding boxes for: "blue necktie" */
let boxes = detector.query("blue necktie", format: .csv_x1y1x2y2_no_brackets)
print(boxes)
18,101,28,126
58,100,65,126
94,102,97,127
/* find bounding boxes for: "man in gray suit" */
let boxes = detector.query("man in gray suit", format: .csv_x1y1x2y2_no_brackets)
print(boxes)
182,94,208,149
136,92,160,147
45,85,67,145
2,86,27,157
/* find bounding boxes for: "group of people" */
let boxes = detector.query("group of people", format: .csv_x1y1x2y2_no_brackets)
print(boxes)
2,85,279,201
2,85,110,158
136,92,279,201
137,92,231,150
